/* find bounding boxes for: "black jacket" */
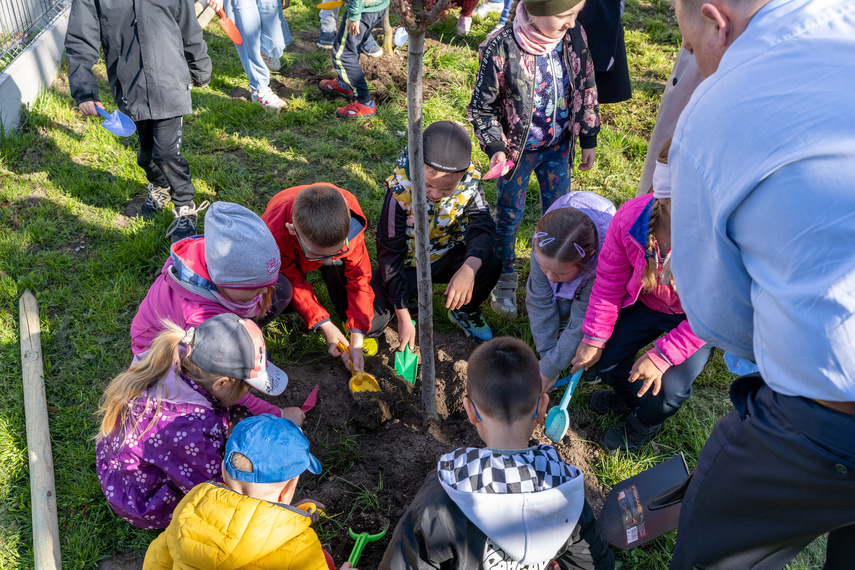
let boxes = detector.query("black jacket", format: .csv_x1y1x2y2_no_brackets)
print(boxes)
376,149,496,310
65,0,211,121
379,473,614,570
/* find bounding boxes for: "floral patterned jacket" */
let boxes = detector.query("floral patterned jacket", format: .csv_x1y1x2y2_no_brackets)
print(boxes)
468,25,600,180
96,367,231,529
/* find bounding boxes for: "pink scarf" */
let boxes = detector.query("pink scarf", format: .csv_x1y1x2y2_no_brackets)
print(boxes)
512,2,562,56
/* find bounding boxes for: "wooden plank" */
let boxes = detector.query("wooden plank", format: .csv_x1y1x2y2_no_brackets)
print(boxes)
19,290,62,570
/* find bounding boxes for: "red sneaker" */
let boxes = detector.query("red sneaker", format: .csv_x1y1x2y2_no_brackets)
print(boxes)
319,78,354,99
336,100,377,119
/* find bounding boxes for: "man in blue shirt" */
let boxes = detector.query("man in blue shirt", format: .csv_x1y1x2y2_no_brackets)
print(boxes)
669,0,855,567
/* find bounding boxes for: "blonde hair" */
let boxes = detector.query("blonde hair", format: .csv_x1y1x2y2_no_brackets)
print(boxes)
97,321,247,441
642,140,674,292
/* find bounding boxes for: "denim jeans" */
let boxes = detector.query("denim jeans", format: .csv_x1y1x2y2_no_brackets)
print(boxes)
495,138,572,273
225,0,292,92
320,6,339,34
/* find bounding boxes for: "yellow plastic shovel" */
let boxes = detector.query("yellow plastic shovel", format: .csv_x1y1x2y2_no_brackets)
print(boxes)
337,341,381,395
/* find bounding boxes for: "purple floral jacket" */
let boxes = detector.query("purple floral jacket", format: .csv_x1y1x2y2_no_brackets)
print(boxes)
95,367,230,529
468,25,600,180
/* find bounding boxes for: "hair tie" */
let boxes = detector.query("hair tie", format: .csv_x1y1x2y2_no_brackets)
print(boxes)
644,251,655,261
182,327,196,346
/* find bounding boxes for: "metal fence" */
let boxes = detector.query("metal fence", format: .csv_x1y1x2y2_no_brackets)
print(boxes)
1,0,70,70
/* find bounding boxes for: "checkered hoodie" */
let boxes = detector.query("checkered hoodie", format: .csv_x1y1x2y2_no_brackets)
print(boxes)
437,445,585,565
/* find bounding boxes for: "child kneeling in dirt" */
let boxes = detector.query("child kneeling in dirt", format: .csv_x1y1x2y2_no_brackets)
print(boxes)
144,414,354,569
262,184,384,375
96,314,291,530
372,121,502,347
379,337,615,569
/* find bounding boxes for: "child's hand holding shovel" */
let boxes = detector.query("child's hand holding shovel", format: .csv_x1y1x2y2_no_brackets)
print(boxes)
293,499,326,523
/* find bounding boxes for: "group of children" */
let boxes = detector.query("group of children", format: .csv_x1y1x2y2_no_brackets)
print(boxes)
74,0,718,565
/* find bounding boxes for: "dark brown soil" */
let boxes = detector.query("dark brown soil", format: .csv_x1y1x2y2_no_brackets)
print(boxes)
272,30,443,105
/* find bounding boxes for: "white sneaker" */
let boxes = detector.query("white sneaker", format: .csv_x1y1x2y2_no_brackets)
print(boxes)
252,86,287,110
455,15,472,36
473,1,503,18
260,51,281,72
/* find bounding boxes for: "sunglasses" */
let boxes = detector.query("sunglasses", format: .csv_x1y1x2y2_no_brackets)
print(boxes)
294,227,349,262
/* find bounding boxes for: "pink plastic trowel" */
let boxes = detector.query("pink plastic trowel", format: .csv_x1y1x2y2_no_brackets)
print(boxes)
482,160,514,180
301,384,320,413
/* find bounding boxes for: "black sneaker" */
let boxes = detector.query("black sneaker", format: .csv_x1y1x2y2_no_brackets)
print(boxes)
165,201,209,243
139,184,171,219
588,389,630,417
599,414,662,453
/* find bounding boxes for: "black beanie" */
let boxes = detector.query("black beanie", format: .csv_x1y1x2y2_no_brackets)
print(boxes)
423,121,472,173
524,0,584,17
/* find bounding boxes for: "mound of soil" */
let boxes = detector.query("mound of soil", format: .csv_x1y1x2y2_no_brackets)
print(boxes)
273,30,443,104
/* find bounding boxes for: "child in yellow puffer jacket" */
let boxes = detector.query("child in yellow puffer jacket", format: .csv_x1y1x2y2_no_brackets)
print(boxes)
144,414,356,570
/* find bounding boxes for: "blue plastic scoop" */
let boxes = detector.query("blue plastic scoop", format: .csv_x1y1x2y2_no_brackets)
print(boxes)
96,106,136,137
544,369,584,443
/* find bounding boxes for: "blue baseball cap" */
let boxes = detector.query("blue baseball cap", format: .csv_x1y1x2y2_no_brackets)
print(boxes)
224,414,322,484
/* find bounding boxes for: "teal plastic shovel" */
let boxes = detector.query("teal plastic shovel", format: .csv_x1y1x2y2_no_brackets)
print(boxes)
544,369,584,443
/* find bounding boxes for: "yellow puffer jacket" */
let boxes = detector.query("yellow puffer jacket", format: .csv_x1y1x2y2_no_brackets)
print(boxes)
144,483,328,570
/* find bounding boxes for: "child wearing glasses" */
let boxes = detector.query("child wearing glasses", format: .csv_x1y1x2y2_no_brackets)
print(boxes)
262,184,380,374
379,337,614,569
371,121,502,347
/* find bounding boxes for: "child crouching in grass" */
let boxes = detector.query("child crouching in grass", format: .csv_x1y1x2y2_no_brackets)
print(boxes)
380,337,614,569
371,121,502,347
96,314,291,530
144,414,355,569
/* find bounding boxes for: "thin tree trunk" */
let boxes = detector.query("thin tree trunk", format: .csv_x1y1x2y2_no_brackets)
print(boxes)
382,8,394,53
406,30,438,424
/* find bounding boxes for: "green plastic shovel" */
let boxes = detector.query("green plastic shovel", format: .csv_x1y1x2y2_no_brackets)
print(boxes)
394,345,419,385
347,525,388,566
544,369,584,443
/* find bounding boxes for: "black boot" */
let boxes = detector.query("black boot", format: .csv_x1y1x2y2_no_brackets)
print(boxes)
587,389,631,417
599,414,662,453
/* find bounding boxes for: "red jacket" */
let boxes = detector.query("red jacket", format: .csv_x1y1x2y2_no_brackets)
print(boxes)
262,185,374,334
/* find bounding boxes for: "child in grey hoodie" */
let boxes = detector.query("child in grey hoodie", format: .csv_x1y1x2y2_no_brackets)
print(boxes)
526,191,615,392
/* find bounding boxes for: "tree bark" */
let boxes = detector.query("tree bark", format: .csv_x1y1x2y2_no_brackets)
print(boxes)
405,30,439,424
382,8,394,53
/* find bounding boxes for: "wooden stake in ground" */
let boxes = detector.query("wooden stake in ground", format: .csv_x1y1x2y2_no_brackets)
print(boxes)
396,0,451,423
19,290,62,570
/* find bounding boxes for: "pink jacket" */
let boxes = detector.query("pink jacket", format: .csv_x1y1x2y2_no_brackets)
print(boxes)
130,237,280,416
581,194,705,371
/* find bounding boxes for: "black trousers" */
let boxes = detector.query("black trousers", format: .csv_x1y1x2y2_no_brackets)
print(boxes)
370,243,502,333
331,9,385,104
593,302,713,426
256,274,293,328
318,261,388,336
671,374,855,569
135,117,196,207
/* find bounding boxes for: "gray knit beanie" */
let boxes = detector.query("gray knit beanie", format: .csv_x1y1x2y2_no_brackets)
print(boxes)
524,0,584,17
205,202,281,289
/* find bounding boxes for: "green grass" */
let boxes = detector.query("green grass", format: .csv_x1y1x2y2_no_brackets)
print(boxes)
0,0,826,567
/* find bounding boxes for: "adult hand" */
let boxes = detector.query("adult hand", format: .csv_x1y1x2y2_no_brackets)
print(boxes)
628,354,664,397
206,0,223,11
293,499,326,523
348,332,366,373
347,20,360,36
280,406,306,426
578,148,596,171
78,100,104,116
340,563,358,570
445,261,477,310
489,151,512,176
396,311,416,352
571,341,603,373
